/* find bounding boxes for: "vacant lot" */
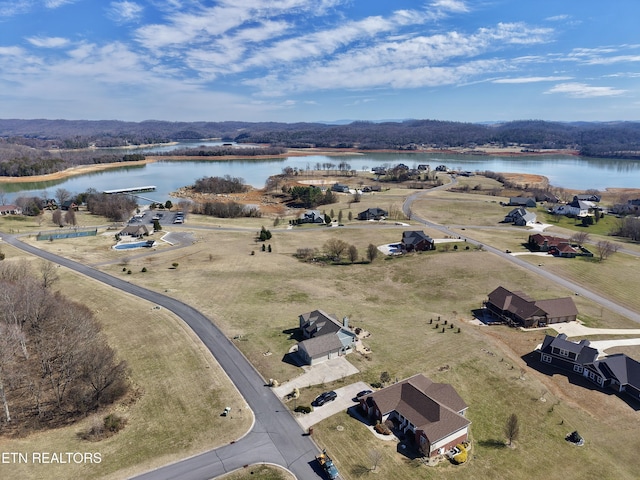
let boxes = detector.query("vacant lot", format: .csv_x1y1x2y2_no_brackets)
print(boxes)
0,243,250,480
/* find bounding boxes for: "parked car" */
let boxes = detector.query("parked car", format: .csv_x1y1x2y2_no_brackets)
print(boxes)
356,389,373,399
314,391,337,406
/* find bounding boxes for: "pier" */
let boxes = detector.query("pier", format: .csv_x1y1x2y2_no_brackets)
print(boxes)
103,186,156,194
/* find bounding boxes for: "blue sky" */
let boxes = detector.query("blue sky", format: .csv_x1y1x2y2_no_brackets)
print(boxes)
1,0,639,123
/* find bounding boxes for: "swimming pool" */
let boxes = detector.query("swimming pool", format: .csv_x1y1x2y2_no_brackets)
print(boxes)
113,241,155,250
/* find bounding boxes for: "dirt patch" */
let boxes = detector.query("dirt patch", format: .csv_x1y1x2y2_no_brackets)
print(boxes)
500,172,549,188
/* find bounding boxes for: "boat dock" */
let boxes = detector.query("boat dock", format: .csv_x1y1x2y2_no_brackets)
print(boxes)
103,186,156,194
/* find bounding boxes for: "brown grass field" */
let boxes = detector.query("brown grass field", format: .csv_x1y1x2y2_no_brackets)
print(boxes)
2,177,640,480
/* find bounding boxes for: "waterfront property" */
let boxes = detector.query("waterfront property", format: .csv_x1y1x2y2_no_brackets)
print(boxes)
104,185,157,194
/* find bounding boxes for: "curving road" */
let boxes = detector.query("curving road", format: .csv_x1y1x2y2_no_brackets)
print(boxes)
1,232,322,480
402,179,640,324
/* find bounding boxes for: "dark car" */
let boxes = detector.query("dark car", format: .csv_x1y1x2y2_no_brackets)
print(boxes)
355,389,373,399
314,391,337,406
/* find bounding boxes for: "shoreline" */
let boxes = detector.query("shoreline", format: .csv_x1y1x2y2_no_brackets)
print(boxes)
0,146,579,185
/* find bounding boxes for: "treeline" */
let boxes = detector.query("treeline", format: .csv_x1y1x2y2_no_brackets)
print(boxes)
85,191,138,222
159,146,286,157
288,186,336,208
191,201,261,218
192,175,248,194
0,261,129,431
0,144,146,177
2,118,640,160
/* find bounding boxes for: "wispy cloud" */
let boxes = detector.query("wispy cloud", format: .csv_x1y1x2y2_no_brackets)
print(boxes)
44,0,77,8
546,14,569,22
108,1,144,23
493,76,572,84
430,0,469,14
546,82,626,98
26,36,70,48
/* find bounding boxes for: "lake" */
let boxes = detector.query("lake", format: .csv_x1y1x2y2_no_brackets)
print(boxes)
2,146,640,204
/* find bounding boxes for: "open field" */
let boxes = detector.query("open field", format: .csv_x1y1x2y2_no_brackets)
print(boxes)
0,243,251,480
3,176,640,480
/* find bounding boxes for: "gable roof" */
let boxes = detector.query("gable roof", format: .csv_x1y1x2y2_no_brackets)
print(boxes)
298,334,344,358
487,286,577,322
120,224,150,236
367,374,469,443
300,309,343,337
535,297,579,318
593,354,640,390
540,334,599,364
401,230,433,246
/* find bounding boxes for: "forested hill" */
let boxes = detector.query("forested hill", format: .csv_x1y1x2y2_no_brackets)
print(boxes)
1,118,640,159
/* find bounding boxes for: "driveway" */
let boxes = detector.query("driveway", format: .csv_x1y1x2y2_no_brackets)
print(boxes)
296,381,372,431
272,357,359,398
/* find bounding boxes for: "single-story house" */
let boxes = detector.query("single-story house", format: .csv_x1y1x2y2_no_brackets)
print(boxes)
297,310,357,365
331,183,350,193
120,224,152,238
503,207,537,226
298,210,324,224
508,197,537,208
0,204,22,216
528,234,578,257
401,231,435,252
485,286,578,328
358,207,388,221
359,374,470,457
538,334,640,403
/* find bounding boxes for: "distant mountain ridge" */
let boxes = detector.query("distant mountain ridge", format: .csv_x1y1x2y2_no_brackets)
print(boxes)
1,118,639,159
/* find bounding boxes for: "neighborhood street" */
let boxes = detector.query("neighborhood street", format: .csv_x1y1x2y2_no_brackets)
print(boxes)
1,232,323,480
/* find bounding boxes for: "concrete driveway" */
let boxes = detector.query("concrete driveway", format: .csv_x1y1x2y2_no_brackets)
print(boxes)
273,357,359,398
296,381,372,431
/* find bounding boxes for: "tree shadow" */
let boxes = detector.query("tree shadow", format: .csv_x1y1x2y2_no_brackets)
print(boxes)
477,439,507,449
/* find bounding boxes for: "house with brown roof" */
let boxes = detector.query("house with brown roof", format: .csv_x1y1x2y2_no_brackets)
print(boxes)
296,310,357,365
485,286,578,328
119,224,152,238
401,231,435,252
0,204,22,216
359,374,470,457
527,234,579,258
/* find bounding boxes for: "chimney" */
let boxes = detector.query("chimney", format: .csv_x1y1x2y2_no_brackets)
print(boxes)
343,316,349,328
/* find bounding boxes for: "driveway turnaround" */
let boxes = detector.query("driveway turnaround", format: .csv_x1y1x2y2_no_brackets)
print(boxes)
2,233,322,480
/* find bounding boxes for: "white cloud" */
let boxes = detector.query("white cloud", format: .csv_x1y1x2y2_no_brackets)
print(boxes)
108,1,144,23
493,76,572,84
545,82,626,98
0,46,26,56
26,36,70,48
44,0,77,8
430,0,469,13
0,0,32,17
546,14,569,22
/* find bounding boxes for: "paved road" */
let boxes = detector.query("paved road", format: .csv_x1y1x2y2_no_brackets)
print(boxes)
402,179,640,324
1,232,323,480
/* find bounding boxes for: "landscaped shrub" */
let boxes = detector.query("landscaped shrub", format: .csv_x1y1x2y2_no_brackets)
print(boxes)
104,413,126,433
294,405,312,414
374,421,391,435
141,267,147,272
452,444,468,464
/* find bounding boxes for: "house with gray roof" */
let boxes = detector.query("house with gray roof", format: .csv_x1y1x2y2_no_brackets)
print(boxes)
298,210,325,224
119,224,152,238
357,207,388,220
508,197,536,208
296,310,357,365
538,334,640,404
485,286,578,328
503,207,537,226
359,374,470,457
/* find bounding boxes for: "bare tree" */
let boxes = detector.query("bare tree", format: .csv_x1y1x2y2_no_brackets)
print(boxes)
348,245,358,263
324,238,349,261
39,261,60,289
52,209,63,226
55,188,71,206
505,413,520,446
369,449,383,471
570,232,590,246
367,243,379,263
596,240,619,261
64,208,77,226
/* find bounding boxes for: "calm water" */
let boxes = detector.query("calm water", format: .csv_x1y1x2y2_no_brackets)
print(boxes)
2,147,640,203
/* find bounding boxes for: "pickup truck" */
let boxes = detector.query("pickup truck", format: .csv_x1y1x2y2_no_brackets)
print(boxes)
316,450,339,480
